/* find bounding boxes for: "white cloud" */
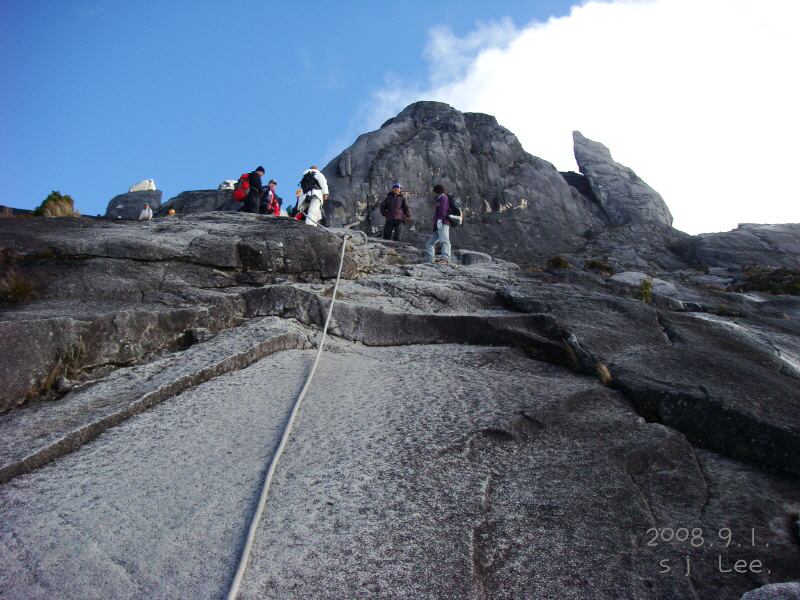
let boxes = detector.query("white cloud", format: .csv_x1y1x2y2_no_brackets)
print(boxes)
363,0,800,234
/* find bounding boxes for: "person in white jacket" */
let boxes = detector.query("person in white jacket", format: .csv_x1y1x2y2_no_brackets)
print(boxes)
297,166,328,227
138,203,153,221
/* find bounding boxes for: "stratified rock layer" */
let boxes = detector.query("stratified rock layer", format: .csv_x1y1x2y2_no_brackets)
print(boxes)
0,212,798,599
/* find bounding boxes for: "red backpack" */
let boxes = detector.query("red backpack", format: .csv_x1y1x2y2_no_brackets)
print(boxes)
233,174,250,201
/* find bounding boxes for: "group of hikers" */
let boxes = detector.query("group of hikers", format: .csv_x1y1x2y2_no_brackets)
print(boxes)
379,181,454,264
237,165,328,227
139,164,457,263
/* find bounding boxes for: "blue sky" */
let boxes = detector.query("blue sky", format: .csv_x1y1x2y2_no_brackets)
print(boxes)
2,0,798,234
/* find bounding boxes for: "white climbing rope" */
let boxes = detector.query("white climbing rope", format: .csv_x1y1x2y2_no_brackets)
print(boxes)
226,232,351,600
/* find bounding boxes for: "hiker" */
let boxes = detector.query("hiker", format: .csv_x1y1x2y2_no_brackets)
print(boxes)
260,179,281,216
138,203,153,221
297,166,328,226
425,184,451,263
243,167,265,214
380,182,411,241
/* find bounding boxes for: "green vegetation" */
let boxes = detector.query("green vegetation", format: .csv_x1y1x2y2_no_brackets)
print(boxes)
43,338,86,392
0,267,36,303
634,276,653,303
733,266,800,296
33,191,79,217
584,259,615,276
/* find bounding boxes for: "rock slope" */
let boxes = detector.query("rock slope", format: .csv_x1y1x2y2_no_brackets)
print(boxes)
573,130,673,226
1,213,798,599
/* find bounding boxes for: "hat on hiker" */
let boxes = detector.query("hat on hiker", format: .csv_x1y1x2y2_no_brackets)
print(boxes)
393,182,401,188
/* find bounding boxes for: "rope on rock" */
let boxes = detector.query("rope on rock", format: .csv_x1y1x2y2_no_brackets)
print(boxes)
226,232,350,600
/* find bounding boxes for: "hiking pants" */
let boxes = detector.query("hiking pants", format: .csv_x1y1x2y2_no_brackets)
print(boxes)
383,220,404,242
426,224,451,262
243,190,260,214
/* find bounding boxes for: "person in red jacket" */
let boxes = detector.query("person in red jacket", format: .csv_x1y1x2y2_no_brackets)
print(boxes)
380,182,411,241
425,183,451,263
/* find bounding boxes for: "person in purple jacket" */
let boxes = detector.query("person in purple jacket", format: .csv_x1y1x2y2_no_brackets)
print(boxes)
426,183,451,263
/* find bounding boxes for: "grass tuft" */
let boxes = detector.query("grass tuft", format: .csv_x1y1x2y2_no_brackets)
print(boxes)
547,255,572,270
33,191,80,217
584,259,615,276
0,267,36,302
597,363,613,386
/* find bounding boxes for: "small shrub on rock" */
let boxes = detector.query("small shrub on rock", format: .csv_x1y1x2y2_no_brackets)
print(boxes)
584,259,615,276
734,266,800,296
33,191,79,217
0,267,36,303
547,255,572,270
634,277,653,303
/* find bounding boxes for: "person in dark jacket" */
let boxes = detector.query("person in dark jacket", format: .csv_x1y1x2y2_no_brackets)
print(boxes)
260,179,281,215
243,166,265,214
425,183,451,263
380,182,411,241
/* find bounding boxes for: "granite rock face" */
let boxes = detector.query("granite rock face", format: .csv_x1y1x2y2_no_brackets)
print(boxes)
150,103,798,274
0,214,362,413
128,179,156,192
321,101,610,261
155,188,240,216
688,223,800,269
0,212,798,599
573,130,673,227
104,189,162,219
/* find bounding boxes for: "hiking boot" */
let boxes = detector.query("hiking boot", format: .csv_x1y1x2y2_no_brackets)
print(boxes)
435,258,450,263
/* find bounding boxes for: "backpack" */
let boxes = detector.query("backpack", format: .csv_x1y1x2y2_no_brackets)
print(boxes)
448,195,464,227
299,171,320,193
233,174,250,201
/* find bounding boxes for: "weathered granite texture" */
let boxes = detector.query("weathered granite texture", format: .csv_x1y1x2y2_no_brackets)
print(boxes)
573,130,673,227
139,103,800,274
0,212,798,599
0,214,365,413
104,189,162,219
128,179,155,192
321,101,610,261
155,188,240,216
687,224,800,269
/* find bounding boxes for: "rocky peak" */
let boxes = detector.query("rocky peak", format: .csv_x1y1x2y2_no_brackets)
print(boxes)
573,130,673,227
380,100,468,136
322,101,608,262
